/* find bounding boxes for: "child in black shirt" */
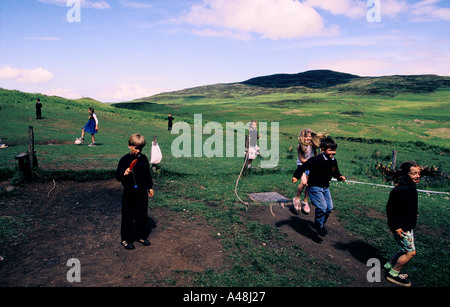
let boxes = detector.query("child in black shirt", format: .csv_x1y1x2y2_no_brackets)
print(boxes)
292,137,345,236
384,161,421,287
116,134,154,250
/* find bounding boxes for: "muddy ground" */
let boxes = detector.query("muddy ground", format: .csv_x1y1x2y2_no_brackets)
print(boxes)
0,179,393,287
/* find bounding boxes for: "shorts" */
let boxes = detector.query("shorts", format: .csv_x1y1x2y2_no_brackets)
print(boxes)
295,163,310,176
393,230,416,253
304,170,310,176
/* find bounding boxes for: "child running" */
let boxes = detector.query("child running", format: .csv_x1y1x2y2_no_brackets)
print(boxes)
77,107,98,146
293,129,323,214
116,134,154,250
383,161,421,287
292,137,345,237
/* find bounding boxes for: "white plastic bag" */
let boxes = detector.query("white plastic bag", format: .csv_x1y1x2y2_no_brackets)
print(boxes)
150,143,162,164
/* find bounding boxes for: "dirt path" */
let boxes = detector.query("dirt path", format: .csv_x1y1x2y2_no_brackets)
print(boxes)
0,179,392,287
247,204,392,287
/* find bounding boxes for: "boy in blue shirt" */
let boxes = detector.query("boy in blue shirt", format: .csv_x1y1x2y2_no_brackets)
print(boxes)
292,137,346,237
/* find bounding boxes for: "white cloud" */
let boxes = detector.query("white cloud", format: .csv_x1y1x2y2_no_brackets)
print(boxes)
307,43,450,77
0,66,54,84
25,37,61,41
178,0,337,40
95,83,159,102
177,0,448,41
307,0,410,19
191,28,253,40
120,0,152,9
44,88,82,99
411,0,450,21
37,0,111,9
380,0,408,18
412,0,441,8
307,0,366,19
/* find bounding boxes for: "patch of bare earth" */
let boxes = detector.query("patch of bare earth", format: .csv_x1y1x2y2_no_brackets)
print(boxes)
0,179,224,287
1,179,394,287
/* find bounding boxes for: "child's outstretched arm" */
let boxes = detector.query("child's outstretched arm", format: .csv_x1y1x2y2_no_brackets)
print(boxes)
331,160,345,182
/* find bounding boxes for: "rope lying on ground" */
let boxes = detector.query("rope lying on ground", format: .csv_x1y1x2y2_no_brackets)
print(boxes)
47,179,56,197
235,153,250,210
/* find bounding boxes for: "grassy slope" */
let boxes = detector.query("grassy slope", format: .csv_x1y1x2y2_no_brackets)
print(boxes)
0,72,449,286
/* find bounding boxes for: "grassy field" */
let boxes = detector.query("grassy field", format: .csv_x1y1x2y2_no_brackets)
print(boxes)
0,72,449,287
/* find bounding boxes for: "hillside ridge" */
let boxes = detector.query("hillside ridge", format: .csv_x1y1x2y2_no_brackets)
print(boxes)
241,69,362,88
1,70,450,104
135,70,450,102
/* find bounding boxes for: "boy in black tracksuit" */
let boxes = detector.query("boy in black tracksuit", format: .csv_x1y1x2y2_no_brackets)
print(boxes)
116,134,154,250
292,137,345,236
384,161,421,287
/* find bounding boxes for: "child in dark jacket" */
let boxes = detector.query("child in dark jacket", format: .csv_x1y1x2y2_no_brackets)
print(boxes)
116,134,154,250
292,137,345,237
384,161,421,287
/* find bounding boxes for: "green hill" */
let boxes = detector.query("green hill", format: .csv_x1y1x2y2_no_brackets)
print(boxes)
0,87,170,171
0,70,449,287
242,69,361,88
130,70,450,105
115,70,449,150
240,69,450,94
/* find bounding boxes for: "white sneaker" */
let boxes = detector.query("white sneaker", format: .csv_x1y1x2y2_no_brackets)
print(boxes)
301,201,310,214
293,197,300,211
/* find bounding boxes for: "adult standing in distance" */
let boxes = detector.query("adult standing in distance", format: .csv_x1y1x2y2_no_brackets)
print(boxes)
36,98,42,119
168,113,174,131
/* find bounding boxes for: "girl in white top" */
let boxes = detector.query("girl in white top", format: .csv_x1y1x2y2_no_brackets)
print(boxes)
293,129,324,214
78,107,99,146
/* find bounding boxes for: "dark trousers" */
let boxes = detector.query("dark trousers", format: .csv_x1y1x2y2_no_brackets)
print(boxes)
121,189,149,242
36,110,41,119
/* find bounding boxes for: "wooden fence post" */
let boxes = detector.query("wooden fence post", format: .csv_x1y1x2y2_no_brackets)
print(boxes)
28,126,34,175
391,150,397,170
152,135,158,173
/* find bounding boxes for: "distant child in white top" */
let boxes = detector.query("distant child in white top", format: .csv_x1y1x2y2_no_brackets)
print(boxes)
247,120,260,169
293,129,324,214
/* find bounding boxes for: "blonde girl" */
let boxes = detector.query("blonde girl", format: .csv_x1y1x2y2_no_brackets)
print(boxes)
293,129,325,214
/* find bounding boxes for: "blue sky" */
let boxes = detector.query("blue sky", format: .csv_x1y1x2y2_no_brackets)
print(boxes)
1,0,449,102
